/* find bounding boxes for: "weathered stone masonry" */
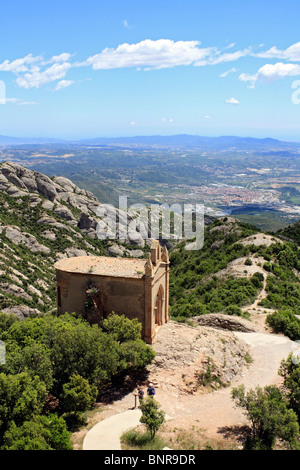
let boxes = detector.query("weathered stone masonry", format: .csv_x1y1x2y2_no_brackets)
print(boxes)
54,240,169,344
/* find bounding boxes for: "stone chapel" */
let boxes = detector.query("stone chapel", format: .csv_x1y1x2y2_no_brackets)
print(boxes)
54,240,169,344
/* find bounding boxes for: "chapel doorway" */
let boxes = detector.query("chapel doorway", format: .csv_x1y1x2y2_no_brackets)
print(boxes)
155,285,164,327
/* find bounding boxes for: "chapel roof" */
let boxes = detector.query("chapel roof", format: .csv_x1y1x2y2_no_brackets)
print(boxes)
54,255,148,279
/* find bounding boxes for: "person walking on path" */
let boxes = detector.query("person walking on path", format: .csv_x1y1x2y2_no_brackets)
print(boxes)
147,383,155,398
137,386,144,404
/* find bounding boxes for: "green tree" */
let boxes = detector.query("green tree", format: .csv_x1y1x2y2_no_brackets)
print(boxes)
0,372,47,438
119,339,156,370
3,343,53,390
231,384,299,449
102,314,142,343
139,397,165,439
279,353,300,420
1,414,72,450
61,374,98,413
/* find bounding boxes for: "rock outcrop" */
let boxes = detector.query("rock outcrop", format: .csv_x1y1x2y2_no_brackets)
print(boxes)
0,161,152,247
193,313,259,333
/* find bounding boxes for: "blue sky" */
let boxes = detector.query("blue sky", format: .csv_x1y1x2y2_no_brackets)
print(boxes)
1,0,300,140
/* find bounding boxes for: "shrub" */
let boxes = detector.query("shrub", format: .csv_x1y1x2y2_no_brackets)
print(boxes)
61,374,98,413
266,310,300,341
231,384,299,449
139,397,165,439
224,304,243,316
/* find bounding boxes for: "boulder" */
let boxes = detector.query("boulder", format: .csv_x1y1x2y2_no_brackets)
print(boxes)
5,226,50,254
2,306,41,320
54,204,75,221
35,174,58,201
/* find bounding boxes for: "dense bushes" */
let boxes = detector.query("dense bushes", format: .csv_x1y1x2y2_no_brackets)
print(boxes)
0,312,155,449
170,274,262,319
266,310,300,341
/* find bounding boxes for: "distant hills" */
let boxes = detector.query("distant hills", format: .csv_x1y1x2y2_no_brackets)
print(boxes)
78,134,300,151
1,134,300,151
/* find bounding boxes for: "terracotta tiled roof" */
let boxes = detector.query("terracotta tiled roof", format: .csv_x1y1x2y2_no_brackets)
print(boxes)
54,255,148,278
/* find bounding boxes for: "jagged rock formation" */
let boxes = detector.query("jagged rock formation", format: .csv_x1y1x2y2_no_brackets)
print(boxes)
0,161,151,318
0,161,152,247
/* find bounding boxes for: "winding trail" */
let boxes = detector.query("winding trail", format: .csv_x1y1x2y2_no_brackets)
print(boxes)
83,409,142,450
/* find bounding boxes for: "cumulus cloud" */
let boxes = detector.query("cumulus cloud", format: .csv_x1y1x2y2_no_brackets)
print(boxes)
0,53,73,89
257,62,300,81
82,39,216,70
238,42,300,87
0,54,42,73
239,62,300,86
225,97,240,105
55,79,75,91
16,62,72,89
3,40,300,94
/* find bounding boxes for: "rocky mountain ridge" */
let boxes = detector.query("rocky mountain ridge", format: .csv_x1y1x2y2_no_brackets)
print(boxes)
0,161,151,248
0,161,151,319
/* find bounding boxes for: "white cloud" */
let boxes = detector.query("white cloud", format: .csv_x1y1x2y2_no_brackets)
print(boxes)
204,115,211,119
0,53,73,89
257,62,300,81
219,67,237,77
239,62,300,86
55,79,75,91
225,97,240,105
211,49,250,65
47,53,73,63
225,42,236,50
16,62,72,89
255,42,300,61
82,39,216,70
80,40,253,71
0,54,42,73
3,40,300,95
